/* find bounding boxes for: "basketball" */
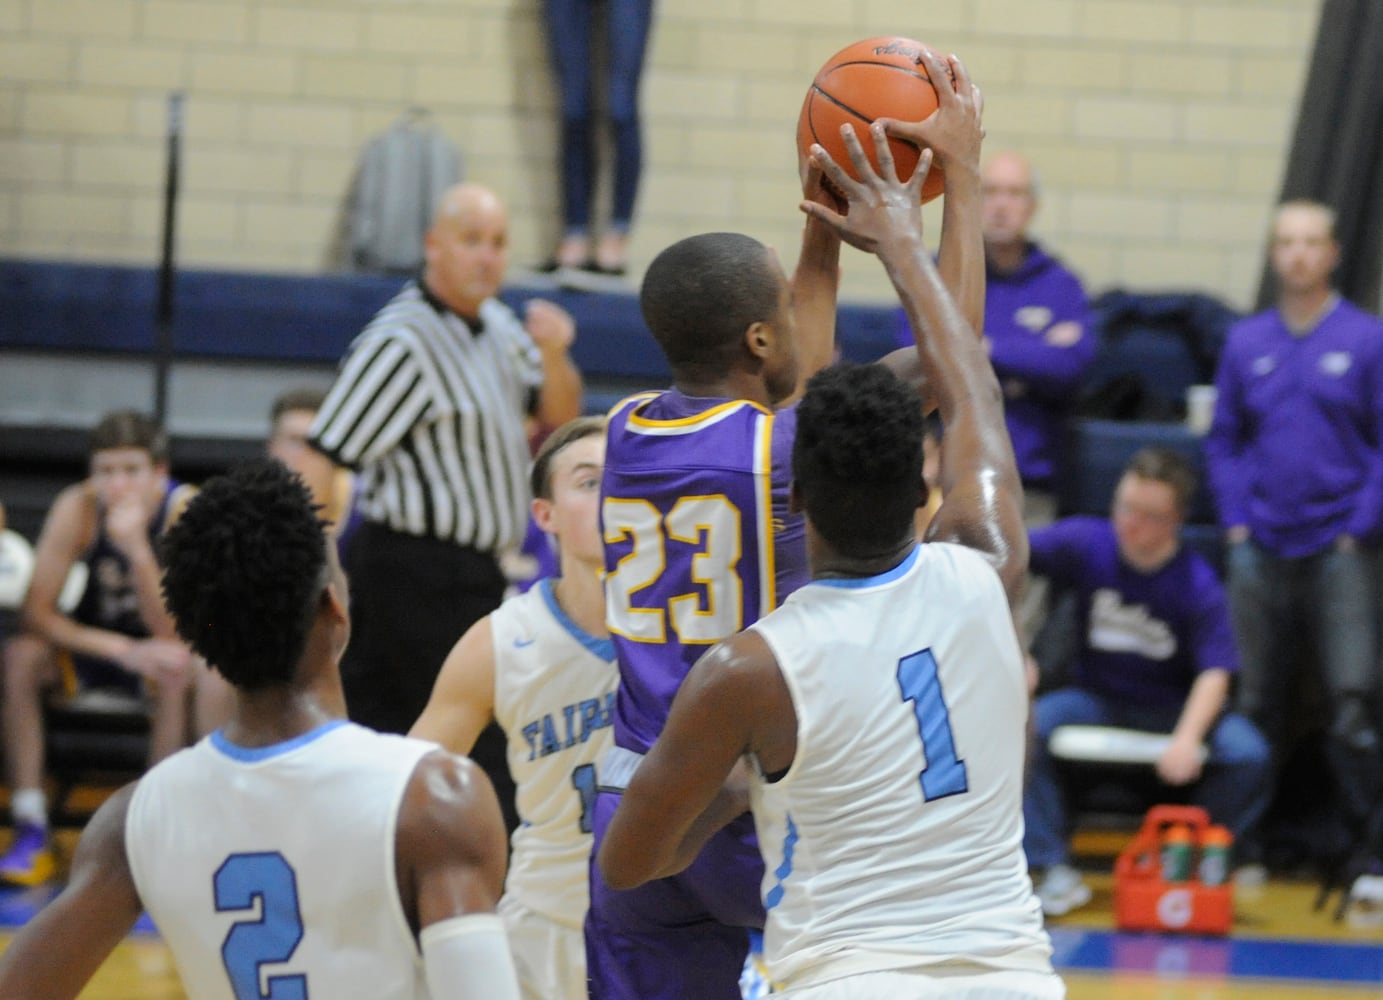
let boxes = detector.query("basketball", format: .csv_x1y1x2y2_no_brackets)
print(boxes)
797,37,947,204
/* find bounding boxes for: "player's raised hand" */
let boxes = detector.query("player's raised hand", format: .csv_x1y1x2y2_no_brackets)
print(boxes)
877,51,983,176
799,146,846,217
799,122,929,256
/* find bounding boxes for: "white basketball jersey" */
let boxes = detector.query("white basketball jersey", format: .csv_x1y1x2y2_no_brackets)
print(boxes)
491,579,618,927
125,721,435,1000
748,543,1052,990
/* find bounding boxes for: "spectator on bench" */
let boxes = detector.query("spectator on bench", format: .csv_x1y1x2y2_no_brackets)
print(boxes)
0,412,198,886
1023,447,1271,916
898,150,1095,646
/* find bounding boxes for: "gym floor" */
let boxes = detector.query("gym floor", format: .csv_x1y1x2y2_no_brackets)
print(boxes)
0,827,1378,998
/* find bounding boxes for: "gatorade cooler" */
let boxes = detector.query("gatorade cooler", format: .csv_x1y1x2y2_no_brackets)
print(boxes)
1114,804,1234,935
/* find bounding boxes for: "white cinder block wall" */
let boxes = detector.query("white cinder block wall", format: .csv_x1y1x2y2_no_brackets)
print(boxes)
0,0,1321,309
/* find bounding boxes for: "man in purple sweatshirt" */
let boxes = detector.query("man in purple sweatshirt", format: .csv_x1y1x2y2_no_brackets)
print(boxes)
897,150,1095,642
1204,199,1383,903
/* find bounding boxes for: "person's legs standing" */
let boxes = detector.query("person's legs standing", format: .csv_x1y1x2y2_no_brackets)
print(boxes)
1314,544,1383,843
1227,540,1296,763
545,0,596,266
340,524,517,830
597,0,654,271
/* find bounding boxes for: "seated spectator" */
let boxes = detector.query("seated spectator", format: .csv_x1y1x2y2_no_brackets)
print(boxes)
898,150,1095,644
267,388,361,560
0,412,198,886
1023,447,1271,916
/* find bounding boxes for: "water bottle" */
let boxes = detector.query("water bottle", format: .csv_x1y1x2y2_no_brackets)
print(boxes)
1198,824,1234,887
1161,823,1194,882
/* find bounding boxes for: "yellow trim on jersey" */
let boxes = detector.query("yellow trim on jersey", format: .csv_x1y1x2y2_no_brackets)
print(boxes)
754,411,777,615
627,397,773,432
607,391,660,422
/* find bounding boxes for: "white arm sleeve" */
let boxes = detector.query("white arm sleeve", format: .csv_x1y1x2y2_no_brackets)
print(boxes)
421,913,521,1000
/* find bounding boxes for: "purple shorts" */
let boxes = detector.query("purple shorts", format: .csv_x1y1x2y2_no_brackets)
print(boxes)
585,788,766,1000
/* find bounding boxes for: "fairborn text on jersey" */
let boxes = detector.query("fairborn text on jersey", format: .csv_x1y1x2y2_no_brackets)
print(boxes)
520,693,616,760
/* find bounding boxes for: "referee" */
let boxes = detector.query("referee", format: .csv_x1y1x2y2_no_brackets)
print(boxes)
310,182,582,831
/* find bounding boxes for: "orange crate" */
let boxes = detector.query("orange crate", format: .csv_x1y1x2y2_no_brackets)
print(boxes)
1114,804,1233,935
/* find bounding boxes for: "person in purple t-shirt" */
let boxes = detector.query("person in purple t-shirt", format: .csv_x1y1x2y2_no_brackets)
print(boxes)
1023,448,1271,917
1204,200,1383,901
898,150,1095,644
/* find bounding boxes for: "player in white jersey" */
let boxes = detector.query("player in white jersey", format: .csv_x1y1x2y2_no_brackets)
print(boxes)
0,460,520,1000
412,416,616,1000
600,133,1063,998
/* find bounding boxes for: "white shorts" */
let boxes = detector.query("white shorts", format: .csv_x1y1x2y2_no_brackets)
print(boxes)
497,894,587,1000
780,967,1066,1000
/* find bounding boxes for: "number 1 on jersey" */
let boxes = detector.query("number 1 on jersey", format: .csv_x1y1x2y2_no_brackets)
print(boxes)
896,648,969,801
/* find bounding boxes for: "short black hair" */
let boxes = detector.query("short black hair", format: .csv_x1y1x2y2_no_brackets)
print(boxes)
161,459,329,690
794,363,923,555
640,232,781,379
1123,447,1197,517
90,410,168,465
530,416,605,500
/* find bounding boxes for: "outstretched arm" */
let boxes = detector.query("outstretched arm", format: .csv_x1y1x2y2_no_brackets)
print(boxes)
785,161,845,401
408,617,498,755
0,785,143,998
599,631,791,890
801,126,1027,605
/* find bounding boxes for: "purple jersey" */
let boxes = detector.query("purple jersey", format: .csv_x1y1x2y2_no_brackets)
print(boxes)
1030,516,1238,708
602,389,805,754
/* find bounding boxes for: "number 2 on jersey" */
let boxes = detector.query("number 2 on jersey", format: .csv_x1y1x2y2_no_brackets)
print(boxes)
896,648,969,801
603,496,743,643
214,852,308,1000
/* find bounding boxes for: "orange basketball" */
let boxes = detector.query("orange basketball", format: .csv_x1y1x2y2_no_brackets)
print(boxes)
797,37,946,204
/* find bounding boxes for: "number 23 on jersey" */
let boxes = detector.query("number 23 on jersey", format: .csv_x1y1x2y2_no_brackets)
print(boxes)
603,495,745,644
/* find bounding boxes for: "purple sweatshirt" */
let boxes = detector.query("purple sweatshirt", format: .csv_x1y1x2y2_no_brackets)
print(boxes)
1030,517,1238,709
894,243,1093,486
1204,298,1383,556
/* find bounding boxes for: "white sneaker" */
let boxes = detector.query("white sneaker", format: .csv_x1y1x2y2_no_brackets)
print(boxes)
1036,864,1092,917
1347,873,1383,929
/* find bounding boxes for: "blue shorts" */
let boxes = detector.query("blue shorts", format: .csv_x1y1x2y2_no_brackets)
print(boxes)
585,788,765,1000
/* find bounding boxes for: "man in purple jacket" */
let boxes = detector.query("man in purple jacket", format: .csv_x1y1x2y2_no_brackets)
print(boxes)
1023,448,1270,916
897,150,1094,642
900,150,1094,498
1205,199,1383,902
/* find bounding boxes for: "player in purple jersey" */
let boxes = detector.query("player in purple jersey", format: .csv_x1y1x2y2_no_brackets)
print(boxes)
587,49,988,1000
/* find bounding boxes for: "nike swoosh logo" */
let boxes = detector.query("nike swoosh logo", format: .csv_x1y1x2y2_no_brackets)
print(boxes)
513,638,536,648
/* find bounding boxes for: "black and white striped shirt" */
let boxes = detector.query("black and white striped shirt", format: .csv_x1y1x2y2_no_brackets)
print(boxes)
311,281,543,552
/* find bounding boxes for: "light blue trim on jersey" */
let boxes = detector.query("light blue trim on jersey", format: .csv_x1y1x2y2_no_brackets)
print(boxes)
764,813,799,912
539,577,616,663
811,544,921,590
210,719,350,763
